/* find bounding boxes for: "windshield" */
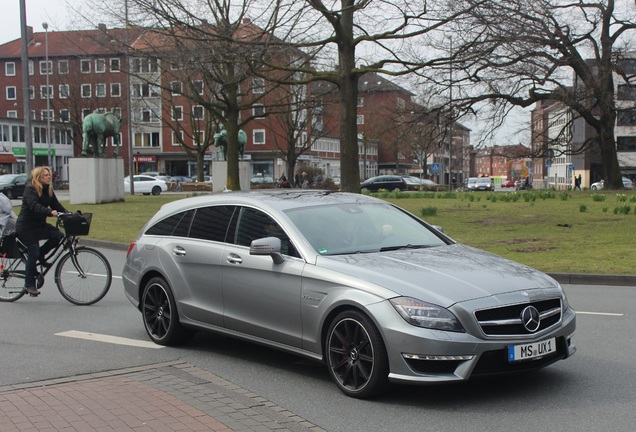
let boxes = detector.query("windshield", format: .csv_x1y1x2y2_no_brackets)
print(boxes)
285,202,447,255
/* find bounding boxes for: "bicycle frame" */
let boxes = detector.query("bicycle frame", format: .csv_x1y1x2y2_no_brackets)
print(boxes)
15,232,83,279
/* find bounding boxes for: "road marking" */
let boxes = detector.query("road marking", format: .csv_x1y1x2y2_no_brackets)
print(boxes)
55,330,164,349
577,311,624,317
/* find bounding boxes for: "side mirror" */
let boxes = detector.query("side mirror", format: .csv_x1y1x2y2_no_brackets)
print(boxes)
432,225,444,233
250,236,285,264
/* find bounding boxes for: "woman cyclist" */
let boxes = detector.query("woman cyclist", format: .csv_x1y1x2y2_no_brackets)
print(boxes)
16,166,67,296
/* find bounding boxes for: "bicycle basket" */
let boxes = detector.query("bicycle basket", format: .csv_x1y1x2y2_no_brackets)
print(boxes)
60,213,92,236
0,232,20,258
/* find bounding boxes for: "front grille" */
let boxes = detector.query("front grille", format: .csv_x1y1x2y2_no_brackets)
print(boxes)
475,298,562,336
471,336,567,376
405,359,462,375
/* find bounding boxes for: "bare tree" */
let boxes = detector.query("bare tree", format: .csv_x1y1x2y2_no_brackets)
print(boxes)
434,0,636,189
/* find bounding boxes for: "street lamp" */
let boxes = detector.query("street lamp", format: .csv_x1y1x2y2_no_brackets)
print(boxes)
43,22,52,169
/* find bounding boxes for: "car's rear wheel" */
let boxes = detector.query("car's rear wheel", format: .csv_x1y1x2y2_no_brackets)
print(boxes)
141,276,191,345
151,186,161,195
5,189,13,199
326,310,389,398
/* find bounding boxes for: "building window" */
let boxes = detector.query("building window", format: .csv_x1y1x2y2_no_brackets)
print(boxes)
397,97,405,108
132,83,160,98
7,111,18,118
110,82,121,97
29,60,34,75
108,133,122,147
617,136,636,152
170,81,182,95
357,97,364,107
172,106,183,121
253,78,265,94
82,108,91,119
6,86,16,100
80,59,91,73
5,62,16,76
39,60,52,75
81,84,91,98
172,131,183,146
193,130,205,145
95,59,106,73
192,80,204,95
112,107,122,118
253,105,265,118
253,129,266,145
41,110,54,121
58,60,68,74
356,115,364,124
617,110,636,126
59,84,69,99
60,109,70,122
40,85,54,99
132,57,159,73
96,83,107,97
29,86,35,99
134,132,160,147
192,105,204,120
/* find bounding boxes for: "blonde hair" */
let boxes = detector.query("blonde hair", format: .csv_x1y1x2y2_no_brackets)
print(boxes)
31,166,53,197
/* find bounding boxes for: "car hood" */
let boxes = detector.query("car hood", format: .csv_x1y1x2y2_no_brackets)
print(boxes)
313,244,558,307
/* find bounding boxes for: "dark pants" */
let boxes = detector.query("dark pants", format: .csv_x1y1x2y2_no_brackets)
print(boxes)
24,229,64,288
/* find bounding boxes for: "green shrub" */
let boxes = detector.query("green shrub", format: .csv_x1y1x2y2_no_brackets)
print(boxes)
616,194,627,202
591,194,606,202
579,204,587,212
559,192,570,201
613,205,631,215
421,206,438,217
602,206,609,212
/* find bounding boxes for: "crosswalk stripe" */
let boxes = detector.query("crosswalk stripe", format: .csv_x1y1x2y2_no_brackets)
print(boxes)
55,330,164,349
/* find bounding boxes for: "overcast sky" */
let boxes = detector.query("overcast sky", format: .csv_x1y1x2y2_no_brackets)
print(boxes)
3,0,72,45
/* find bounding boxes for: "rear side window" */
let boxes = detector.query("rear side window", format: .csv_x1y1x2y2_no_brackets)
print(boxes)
145,210,194,237
189,205,236,242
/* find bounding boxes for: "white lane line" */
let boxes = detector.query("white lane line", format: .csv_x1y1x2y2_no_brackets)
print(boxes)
576,311,624,317
55,330,164,349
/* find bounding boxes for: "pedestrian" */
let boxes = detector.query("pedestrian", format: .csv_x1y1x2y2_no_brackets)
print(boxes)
15,166,68,297
576,174,582,190
294,173,301,188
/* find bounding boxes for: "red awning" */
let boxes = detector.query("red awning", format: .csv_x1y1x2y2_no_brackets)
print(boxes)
0,154,18,164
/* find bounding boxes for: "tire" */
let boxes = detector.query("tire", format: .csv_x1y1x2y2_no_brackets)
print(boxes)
141,276,191,345
325,310,389,398
0,257,27,302
5,189,13,200
151,186,161,195
54,247,112,305
591,185,597,190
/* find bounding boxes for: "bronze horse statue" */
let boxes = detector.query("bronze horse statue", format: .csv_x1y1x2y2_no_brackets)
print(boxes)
82,112,122,157
213,124,247,161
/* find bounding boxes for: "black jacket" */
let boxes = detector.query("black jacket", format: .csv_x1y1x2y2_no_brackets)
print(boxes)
16,183,67,245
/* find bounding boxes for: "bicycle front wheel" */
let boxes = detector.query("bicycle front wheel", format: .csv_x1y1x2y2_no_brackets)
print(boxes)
0,257,27,302
55,247,112,305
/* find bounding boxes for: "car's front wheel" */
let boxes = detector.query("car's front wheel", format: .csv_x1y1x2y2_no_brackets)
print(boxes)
151,186,162,195
325,310,389,398
5,189,13,199
141,276,192,345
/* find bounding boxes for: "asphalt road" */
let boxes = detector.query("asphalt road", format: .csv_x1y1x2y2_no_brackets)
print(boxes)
1,246,635,432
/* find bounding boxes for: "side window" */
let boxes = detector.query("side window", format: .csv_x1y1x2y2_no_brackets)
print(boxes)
189,205,236,242
235,208,298,257
145,210,194,237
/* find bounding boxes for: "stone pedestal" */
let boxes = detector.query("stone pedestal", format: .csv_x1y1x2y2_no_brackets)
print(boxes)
212,161,250,192
69,158,125,204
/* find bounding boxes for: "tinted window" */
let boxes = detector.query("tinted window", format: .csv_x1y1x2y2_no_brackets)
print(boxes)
145,210,194,237
235,207,298,257
189,205,236,242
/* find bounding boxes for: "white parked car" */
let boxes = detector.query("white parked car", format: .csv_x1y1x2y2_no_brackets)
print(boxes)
590,178,633,190
124,175,167,195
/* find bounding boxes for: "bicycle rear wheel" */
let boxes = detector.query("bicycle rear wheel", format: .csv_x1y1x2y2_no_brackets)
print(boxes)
55,247,112,305
0,257,27,302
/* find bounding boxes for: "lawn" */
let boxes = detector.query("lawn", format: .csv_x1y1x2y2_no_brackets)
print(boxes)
42,189,636,275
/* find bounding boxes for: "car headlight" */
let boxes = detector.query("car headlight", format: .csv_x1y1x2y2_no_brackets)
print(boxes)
390,297,465,332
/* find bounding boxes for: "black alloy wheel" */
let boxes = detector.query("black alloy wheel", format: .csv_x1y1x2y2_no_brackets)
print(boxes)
151,186,161,195
326,310,389,398
141,277,190,345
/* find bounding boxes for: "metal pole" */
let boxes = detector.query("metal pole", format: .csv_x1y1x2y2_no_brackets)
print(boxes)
448,36,453,190
125,0,135,194
43,22,52,170
20,0,34,176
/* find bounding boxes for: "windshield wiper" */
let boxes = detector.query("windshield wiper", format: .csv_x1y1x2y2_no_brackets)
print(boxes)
380,244,431,252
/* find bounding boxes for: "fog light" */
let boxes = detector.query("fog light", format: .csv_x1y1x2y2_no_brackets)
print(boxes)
403,353,474,361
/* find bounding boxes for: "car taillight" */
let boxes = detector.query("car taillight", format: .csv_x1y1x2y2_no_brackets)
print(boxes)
126,241,136,257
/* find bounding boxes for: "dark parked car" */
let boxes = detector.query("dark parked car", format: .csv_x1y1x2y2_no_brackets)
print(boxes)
360,175,408,192
123,190,576,399
0,174,27,199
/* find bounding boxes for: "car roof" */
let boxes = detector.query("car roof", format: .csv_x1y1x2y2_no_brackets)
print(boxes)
148,190,385,225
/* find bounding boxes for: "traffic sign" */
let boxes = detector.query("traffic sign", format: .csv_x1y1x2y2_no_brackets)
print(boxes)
430,163,441,173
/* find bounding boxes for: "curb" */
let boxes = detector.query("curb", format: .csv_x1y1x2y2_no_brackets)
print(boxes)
83,239,636,287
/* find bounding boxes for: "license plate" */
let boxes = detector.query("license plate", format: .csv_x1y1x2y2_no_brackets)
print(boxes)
508,337,556,362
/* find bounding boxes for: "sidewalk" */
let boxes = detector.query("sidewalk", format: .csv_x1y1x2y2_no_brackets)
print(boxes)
0,361,324,432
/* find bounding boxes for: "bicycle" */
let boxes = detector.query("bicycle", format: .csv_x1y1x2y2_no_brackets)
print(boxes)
0,212,112,305
170,180,183,192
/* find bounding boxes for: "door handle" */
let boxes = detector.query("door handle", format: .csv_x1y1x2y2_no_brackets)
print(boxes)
173,246,186,256
226,253,243,264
